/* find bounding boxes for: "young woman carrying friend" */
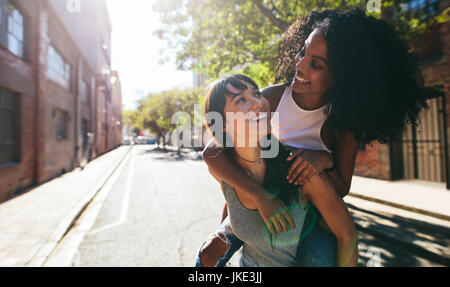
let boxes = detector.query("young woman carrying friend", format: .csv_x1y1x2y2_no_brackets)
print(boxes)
198,74,357,267
197,8,427,267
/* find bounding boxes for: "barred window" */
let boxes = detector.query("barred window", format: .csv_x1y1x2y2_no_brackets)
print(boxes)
55,109,69,140
47,45,71,91
0,87,19,165
0,0,25,58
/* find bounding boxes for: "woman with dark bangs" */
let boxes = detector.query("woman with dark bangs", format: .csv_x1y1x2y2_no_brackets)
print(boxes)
197,74,357,267
197,8,427,267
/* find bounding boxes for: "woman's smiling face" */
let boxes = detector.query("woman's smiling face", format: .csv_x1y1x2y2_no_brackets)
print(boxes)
292,29,333,98
223,80,271,147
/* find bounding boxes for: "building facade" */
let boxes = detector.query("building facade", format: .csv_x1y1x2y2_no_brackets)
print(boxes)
0,0,122,201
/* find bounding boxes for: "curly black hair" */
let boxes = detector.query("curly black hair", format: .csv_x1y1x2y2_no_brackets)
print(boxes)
275,8,428,145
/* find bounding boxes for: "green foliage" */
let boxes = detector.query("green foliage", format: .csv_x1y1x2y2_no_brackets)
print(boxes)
127,87,205,137
122,109,137,127
153,0,448,86
152,0,365,86
381,0,449,56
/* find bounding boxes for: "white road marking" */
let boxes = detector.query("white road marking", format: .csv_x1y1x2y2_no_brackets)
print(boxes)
90,149,135,234
43,147,134,266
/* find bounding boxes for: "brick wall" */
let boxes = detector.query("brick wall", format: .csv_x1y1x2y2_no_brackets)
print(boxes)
0,0,104,201
354,142,392,179
0,0,40,201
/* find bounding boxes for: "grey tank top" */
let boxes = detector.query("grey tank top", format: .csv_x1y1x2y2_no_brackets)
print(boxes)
222,181,308,267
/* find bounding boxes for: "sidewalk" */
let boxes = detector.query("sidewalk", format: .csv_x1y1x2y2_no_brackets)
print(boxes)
0,145,131,267
348,176,450,221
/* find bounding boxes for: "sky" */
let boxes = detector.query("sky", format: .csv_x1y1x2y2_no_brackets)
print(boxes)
106,0,193,110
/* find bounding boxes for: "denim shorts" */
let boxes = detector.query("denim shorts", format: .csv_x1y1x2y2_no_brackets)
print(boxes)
296,205,337,267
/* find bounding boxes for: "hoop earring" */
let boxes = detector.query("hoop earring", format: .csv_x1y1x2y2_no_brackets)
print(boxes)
328,103,333,117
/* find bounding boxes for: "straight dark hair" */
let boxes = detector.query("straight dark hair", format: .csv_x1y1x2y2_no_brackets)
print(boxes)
203,75,296,205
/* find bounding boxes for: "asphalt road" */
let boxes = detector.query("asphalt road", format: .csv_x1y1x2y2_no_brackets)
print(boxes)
70,145,449,267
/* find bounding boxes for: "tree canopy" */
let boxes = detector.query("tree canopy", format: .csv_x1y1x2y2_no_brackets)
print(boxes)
123,87,205,143
153,0,449,87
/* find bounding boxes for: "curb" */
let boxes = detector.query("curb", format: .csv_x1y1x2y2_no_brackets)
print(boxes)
25,146,133,267
348,192,450,222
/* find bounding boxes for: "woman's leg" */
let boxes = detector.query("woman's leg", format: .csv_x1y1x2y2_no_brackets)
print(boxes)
194,216,243,267
296,205,337,267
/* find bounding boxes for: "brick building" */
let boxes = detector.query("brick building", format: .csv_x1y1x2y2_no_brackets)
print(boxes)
49,0,121,156
0,0,122,201
355,0,450,188
110,71,123,149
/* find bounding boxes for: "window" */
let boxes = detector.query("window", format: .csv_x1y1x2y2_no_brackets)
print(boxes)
80,80,89,104
0,87,19,165
47,45,71,91
0,0,25,58
55,109,69,140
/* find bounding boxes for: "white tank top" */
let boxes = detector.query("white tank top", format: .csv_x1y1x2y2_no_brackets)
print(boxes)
270,85,332,153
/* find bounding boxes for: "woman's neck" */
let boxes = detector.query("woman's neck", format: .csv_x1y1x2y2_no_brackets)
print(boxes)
233,145,266,183
292,90,327,110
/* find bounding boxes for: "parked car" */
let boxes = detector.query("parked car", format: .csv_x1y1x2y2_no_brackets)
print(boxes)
135,136,147,144
146,138,156,145
123,136,133,145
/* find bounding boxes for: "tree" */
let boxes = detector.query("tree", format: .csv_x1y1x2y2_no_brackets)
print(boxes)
133,87,205,149
153,0,448,87
381,1,450,59
153,0,364,87
122,109,139,136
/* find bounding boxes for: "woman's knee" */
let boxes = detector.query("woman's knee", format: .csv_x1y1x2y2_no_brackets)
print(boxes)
199,233,230,267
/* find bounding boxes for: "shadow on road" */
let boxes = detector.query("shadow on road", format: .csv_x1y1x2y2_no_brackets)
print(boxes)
348,203,450,267
138,146,203,162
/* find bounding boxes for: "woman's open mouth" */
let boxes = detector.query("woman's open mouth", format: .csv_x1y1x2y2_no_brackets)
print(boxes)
295,74,311,85
248,114,268,123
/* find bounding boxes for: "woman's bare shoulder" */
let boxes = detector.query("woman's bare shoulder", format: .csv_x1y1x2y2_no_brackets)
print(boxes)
261,84,287,112
261,83,287,98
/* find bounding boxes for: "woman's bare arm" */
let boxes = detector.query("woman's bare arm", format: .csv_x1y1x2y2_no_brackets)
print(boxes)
302,173,358,267
203,140,295,234
326,131,359,198
203,140,264,197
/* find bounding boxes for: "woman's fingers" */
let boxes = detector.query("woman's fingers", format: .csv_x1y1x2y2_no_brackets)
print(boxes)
286,149,304,161
283,210,296,230
265,220,276,234
295,168,316,185
293,165,312,185
276,214,288,232
289,160,309,184
271,217,283,233
287,157,304,180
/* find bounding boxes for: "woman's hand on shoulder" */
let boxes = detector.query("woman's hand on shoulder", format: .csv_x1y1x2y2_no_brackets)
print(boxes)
253,190,296,234
286,148,333,186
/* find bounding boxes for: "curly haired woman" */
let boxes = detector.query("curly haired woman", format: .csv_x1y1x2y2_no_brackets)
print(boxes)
196,8,427,267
